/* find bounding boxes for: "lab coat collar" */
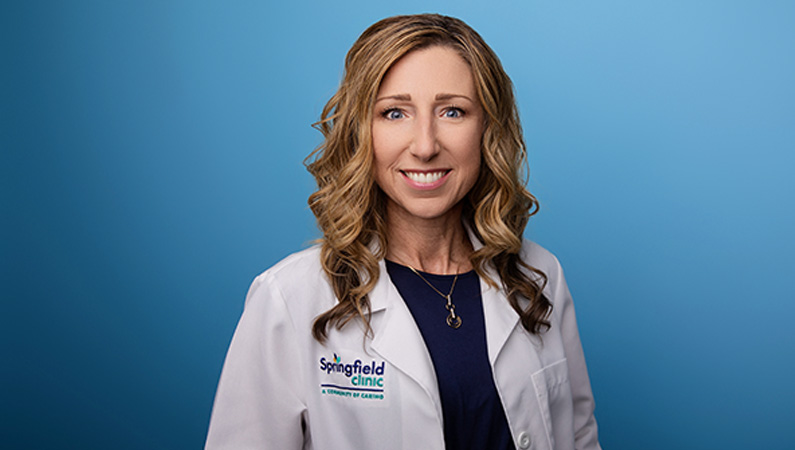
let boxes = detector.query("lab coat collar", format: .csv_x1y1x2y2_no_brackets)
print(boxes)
463,223,523,365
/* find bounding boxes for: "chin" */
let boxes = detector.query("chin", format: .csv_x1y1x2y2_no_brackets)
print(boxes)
395,199,462,221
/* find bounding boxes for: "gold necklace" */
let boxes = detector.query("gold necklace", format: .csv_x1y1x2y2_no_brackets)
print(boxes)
407,265,462,329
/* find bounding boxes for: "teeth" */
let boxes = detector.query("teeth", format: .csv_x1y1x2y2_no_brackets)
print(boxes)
404,171,446,184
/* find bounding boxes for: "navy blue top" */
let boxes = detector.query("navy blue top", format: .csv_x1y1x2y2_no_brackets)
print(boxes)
385,260,515,450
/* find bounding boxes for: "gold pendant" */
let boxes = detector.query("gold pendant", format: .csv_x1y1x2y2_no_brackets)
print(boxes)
446,313,462,329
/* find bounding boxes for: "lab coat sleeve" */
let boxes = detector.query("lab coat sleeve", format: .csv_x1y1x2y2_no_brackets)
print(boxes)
551,259,601,450
205,272,308,450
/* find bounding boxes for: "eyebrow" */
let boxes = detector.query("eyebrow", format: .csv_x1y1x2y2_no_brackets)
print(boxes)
375,94,411,102
435,93,473,102
374,93,474,103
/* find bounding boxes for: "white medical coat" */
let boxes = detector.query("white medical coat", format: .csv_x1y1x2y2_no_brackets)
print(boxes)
206,236,601,450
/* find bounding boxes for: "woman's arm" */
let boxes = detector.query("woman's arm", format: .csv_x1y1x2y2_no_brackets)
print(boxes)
205,273,308,449
551,260,601,450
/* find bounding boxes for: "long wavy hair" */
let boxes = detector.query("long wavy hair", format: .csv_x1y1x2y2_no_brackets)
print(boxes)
306,13,551,343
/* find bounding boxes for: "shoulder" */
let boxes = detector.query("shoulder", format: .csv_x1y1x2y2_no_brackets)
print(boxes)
253,245,324,286
519,239,563,278
518,239,570,306
244,245,334,321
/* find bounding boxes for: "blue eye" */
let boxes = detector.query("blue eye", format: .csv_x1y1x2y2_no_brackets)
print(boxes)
444,107,464,118
383,108,404,120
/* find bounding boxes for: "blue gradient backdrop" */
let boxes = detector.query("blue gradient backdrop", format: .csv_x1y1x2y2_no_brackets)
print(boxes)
3,1,794,449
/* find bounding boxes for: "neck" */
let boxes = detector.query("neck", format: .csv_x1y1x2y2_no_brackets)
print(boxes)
384,202,474,275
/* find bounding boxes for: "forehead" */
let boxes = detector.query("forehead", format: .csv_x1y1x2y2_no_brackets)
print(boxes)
376,46,476,97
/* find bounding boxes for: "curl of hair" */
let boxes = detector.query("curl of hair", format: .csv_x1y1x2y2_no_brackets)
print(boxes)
305,14,551,343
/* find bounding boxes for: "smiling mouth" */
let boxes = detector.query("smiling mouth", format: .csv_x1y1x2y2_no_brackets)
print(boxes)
401,170,450,184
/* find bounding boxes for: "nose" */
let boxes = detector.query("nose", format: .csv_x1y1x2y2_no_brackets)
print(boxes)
409,114,440,162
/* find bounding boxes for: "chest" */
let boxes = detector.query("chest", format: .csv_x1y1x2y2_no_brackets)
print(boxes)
297,290,571,450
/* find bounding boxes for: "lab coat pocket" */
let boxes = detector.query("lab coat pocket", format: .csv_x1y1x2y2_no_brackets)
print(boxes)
532,358,572,449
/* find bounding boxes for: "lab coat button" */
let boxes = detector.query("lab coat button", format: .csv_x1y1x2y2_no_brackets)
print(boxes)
517,431,531,449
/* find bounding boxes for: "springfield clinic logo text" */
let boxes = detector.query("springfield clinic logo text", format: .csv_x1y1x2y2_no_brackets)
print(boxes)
319,353,385,400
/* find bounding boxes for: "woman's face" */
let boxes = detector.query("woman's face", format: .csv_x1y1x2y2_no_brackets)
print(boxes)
372,45,484,223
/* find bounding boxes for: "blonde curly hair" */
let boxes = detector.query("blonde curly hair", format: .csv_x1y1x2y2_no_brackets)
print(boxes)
306,13,550,342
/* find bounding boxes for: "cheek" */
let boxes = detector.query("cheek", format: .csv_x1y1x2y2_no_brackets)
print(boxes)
464,152,482,187
371,129,398,191
455,128,483,170
460,133,483,190
371,124,397,165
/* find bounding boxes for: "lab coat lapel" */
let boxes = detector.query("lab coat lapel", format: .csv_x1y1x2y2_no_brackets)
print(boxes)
369,259,442,419
469,229,548,449
479,267,544,373
480,275,522,364
465,226,518,363
465,226,543,367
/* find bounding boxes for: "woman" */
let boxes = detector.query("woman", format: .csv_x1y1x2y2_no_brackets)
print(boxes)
206,14,600,450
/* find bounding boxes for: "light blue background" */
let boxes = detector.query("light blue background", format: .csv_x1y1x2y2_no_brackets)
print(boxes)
3,1,794,449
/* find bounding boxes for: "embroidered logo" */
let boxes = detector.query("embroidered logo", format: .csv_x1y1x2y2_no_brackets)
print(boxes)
318,353,386,400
